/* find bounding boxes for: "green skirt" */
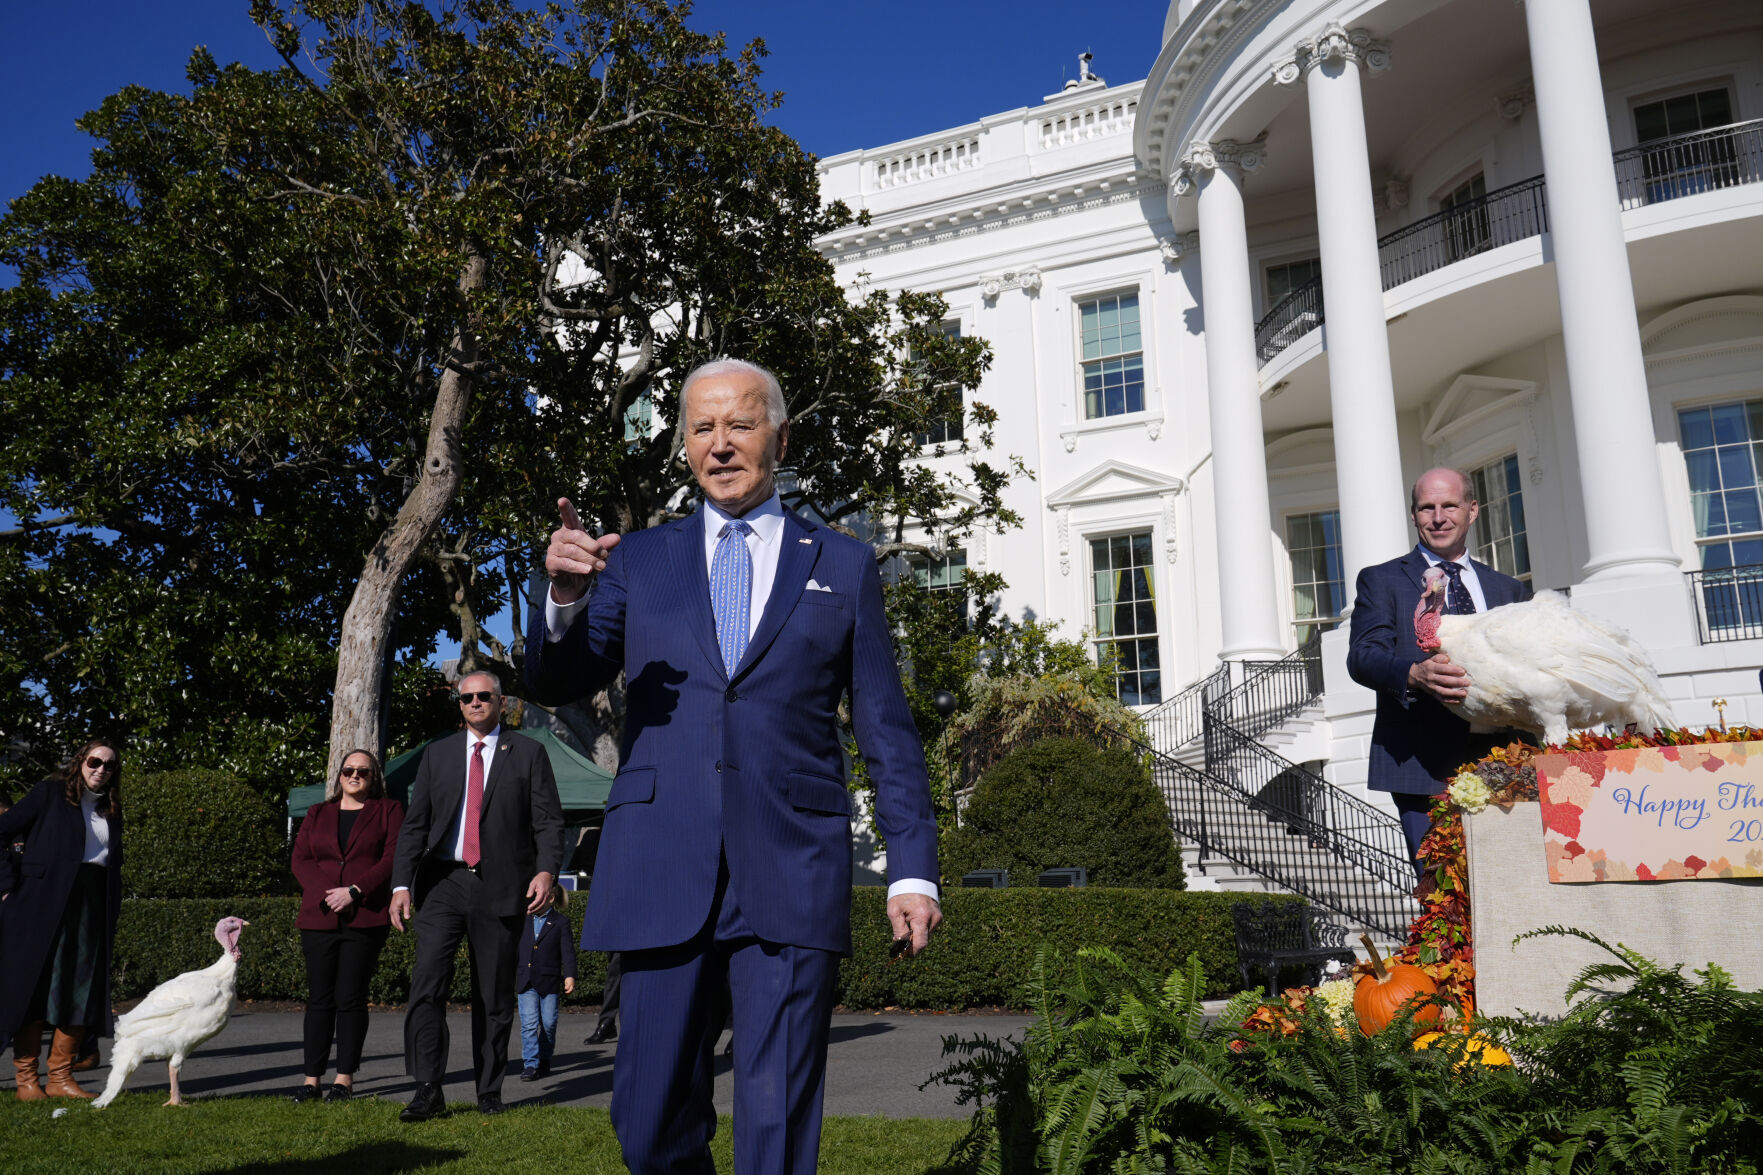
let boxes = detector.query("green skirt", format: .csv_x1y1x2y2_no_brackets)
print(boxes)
27,863,110,1031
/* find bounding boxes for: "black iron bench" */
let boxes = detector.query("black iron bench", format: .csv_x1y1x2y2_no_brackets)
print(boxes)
1230,900,1357,996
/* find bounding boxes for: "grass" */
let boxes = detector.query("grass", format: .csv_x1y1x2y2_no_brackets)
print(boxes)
0,1095,969,1174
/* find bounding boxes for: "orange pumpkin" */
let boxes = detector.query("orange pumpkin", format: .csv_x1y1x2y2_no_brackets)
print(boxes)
1353,935,1441,1036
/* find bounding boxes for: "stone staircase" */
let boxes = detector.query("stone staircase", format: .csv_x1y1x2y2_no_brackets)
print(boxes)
1135,645,1420,940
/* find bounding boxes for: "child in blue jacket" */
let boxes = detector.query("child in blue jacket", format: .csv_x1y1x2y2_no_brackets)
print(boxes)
515,886,577,1079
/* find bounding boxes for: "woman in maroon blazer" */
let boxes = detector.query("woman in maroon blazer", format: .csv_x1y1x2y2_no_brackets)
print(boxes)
290,748,403,1103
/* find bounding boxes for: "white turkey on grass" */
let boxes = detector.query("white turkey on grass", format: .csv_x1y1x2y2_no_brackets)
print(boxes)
1412,565,1675,746
92,916,248,1108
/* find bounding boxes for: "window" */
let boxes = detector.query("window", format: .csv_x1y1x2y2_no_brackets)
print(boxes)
913,321,965,447
908,547,968,623
1078,293,1145,419
1286,511,1345,634
1265,258,1321,309
1470,455,1532,584
1679,399,1763,632
1090,532,1161,705
623,392,652,448
1440,173,1491,261
1633,87,1738,201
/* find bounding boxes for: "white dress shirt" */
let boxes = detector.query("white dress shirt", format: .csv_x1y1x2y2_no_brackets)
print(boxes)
80,790,110,867
545,495,939,906
1417,545,1488,612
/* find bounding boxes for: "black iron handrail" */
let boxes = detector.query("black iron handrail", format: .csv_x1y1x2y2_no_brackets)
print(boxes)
1200,713,1417,937
1255,118,1763,367
1141,661,1229,752
1211,635,1325,744
1687,562,1763,644
1254,275,1324,363
1615,118,1763,208
1377,175,1549,290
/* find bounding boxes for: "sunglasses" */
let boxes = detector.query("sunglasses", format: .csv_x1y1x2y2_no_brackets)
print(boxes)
86,757,118,772
458,691,498,704
338,766,374,779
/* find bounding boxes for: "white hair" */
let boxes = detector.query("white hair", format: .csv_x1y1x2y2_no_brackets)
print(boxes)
458,669,503,696
681,358,787,427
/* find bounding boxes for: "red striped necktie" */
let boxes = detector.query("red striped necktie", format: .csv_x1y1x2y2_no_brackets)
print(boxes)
462,741,485,867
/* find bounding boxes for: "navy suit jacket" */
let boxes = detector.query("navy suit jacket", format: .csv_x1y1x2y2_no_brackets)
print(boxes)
515,908,578,997
525,505,938,956
1346,548,1530,795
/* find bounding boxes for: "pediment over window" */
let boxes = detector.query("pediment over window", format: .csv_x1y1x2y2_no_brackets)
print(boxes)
1044,460,1185,509
1641,296,1763,360
1422,374,1538,447
1266,428,1335,475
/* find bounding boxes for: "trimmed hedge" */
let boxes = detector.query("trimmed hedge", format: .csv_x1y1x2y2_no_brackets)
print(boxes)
123,769,290,898
941,737,1186,890
113,889,1301,1009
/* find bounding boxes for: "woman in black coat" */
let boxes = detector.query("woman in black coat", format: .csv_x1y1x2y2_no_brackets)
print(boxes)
1,739,124,1101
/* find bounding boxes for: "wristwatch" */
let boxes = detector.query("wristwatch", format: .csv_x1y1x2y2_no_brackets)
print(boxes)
347,885,362,903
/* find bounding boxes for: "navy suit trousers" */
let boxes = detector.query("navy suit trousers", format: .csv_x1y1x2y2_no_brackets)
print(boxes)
610,856,839,1175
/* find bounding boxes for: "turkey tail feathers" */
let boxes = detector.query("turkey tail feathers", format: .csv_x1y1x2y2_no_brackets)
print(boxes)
90,1041,142,1109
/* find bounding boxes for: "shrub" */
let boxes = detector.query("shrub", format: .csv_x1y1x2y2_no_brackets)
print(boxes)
941,737,1185,889
123,769,290,898
113,888,1290,1007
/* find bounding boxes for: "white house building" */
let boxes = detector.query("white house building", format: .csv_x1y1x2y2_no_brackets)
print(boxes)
817,0,1763,911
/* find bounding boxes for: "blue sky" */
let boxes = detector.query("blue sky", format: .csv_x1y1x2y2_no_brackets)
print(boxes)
2,1,1160,667
2,0,1159,211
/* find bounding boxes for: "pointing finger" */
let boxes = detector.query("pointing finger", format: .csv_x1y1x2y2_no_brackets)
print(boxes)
558,497,584,532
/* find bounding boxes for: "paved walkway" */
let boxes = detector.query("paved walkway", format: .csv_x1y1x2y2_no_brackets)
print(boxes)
11,1008,1034,1119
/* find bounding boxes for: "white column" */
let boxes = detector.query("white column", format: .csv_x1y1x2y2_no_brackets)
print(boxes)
1176,140,1286,660
1525,0,1678,582
1276,24,1410,589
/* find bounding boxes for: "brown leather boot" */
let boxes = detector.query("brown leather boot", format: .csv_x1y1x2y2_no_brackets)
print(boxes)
12,1022,47,1101
45,1028,95,1099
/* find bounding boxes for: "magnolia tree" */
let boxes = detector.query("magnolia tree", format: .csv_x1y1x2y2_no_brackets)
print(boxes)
0,0,1011,787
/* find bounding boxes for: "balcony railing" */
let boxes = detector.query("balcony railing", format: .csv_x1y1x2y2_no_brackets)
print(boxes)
1688,562,1763,644
1254,118,1763,366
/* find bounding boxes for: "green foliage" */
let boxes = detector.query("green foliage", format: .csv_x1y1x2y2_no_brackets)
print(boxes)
941,738,1184,890
0,1091,969,1175
930,929,1763,1175
113,897,608,1006
0,0,1004,788
840,888,1285,1008
111,888,1283,1008
122,770,292,899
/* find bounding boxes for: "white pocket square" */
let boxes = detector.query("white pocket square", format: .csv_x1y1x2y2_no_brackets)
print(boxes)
805,579,834,592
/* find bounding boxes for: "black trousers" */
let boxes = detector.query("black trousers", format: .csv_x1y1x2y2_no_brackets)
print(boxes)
403,865,520,1098
300,925,390,1077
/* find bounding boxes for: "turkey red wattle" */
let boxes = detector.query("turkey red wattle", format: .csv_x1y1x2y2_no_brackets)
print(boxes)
1413,575,1447,651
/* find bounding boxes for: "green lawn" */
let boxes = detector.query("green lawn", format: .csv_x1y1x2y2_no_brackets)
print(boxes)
0,1096,969,1174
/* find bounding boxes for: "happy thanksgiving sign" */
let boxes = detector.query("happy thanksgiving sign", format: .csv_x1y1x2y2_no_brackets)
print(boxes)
1533,741,1763,883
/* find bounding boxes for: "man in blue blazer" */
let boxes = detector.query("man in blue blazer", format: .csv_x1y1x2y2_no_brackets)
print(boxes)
526,358,941,1175
1347,468,1530,872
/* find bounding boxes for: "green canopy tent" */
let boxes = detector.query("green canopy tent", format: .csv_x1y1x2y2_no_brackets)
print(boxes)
286,728,613,820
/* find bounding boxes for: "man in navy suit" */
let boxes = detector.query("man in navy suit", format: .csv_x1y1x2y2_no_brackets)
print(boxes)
1347,467,1530,872
527,358,941,1175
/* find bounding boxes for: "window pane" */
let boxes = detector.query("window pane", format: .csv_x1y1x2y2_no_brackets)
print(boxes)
1681,407,1714,450
1712,402,1747,444
1471,454,1532,585
1686,449,1720,493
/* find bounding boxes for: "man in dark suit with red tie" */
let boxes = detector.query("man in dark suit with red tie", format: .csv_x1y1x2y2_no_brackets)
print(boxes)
1347,468,1531,874
389,671,565,1119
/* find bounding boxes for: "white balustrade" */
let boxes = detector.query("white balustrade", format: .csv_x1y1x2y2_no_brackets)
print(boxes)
1039,99,1138,149
871,135,982,189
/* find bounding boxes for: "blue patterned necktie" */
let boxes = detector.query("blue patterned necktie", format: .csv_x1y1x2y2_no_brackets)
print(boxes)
711,519,754,676
1438,561,1477,615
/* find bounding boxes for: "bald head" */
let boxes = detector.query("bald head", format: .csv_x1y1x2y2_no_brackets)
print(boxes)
1409,467,1480,561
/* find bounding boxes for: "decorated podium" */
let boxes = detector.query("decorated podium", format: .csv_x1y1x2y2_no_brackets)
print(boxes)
1460,732,1763,1020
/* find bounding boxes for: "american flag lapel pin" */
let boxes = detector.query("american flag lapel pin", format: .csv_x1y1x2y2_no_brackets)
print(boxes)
798,537,813,544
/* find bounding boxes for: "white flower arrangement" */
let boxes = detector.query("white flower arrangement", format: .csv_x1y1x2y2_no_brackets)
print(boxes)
1448,770,1492,814
1313,977,1355,1028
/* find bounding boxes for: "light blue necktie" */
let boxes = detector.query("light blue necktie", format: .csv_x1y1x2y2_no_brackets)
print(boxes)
711,519,754,677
